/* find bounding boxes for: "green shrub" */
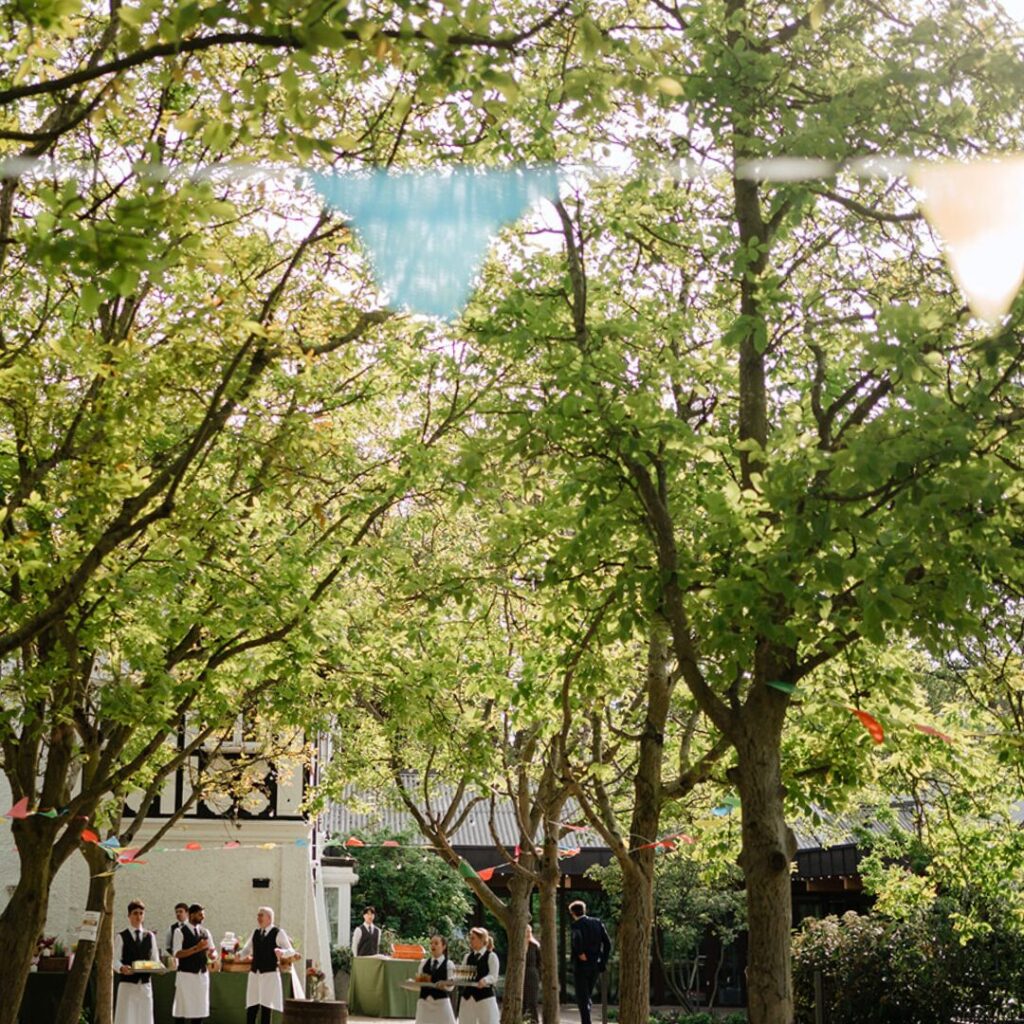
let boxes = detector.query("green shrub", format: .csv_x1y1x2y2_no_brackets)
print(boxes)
793,908,1024,1024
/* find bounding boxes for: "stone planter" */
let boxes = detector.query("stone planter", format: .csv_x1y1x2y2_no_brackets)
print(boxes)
334,970,350,1002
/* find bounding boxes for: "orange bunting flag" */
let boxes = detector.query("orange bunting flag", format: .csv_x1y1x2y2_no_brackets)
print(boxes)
382,840,401,847
184,842,203,851
559,848,580,859
914,723,953,743
345,836,365,847
81,829,100,844
477,867,496,882
5,797,30,819
849,707,884,744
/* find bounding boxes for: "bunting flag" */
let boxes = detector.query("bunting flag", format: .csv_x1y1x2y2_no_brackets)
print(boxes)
344,836,365,847
457,860,479,880
558,848,580,859
5,797,29,819
310,167,560,318
381,840,401,847
914,723,954,743
910,157,1024,324
184,842,203,851
849,707,885,744
224,840,242,849
712,795,741,817
81,829,100,844
766,680,796,695
477,867,495,882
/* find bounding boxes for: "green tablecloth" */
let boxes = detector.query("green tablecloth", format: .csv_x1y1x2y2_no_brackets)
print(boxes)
18,962,296,1019
21,969,292,1024
348,957,420,1017
152,969,295,1024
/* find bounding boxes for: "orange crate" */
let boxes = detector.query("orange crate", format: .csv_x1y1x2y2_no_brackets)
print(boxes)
391,944,425,960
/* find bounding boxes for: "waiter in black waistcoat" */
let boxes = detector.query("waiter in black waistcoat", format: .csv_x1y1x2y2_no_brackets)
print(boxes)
351,905,381,955
569,900,612,1024
113,899,158,1024
172,903,215,1023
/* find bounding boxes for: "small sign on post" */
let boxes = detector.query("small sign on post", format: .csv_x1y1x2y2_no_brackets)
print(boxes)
78,910,101,943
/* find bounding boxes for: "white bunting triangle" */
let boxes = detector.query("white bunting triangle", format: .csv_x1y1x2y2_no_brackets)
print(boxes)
911,157,1024,324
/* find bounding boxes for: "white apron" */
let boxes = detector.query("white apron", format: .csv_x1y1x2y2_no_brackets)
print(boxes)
114,980,154,1024
172,970,210,1017
246,969,284,1010
458,992,499,1024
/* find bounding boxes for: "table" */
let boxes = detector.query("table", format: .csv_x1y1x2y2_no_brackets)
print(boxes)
20,966,293,1023
348,957,421,1017
152,969,295,1023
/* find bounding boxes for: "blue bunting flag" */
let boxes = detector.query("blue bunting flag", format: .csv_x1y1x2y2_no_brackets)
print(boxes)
310,166,559,318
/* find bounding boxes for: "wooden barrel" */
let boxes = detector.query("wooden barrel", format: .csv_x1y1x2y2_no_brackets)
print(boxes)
281,999,347,1024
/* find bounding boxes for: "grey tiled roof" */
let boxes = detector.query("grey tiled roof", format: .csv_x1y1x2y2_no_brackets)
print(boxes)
324,779,602,850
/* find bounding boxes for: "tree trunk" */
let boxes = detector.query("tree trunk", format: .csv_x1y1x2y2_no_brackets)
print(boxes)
94,885,117,1024
617,857,655,1024
55,844,115,1024
0,822,59,1024
616,622,670,1024
735,699,796,1024
538,833,562,1024
500,870,534,1024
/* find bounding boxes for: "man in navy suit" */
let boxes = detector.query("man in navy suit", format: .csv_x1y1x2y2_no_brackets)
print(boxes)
569,900,612,1024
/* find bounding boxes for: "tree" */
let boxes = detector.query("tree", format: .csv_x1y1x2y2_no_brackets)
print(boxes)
343,830,473,940
449,4,1024,1022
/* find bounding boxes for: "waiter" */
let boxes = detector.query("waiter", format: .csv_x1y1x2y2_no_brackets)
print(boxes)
172,904,216,1023
239,906,296,1024
351,905,381,955
113,899,158,1024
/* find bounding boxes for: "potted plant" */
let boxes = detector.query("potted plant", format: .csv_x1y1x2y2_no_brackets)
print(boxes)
331,945,352,1001
37,937,72,972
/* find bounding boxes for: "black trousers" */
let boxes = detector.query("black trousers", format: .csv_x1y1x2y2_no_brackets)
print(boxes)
574,964,601,1024
246,1006,272,1024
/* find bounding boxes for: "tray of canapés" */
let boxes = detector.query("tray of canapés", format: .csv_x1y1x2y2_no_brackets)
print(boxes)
130,960,167,975
400,966,480,991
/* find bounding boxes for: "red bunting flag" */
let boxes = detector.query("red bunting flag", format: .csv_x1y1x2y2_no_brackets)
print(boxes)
184,842,203,851
559,848,580,859
849,707,884,744
345,836,365,847
914,723,953,743
118,849,146,864
81,829,100,844
513,844,521,862
5,797,30,819
477,867,495,882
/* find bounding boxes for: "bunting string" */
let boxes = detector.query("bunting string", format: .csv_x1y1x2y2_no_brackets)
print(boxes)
0,155,1019,321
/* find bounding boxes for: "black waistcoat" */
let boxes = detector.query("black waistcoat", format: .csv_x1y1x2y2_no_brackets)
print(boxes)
119,928,154,985
463,950,495,1001
252,926,280,973
178,924,208,974
420,955,450,1001
356,924,379,956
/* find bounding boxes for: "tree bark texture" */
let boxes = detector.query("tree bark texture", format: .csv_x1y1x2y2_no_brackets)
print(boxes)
616,624,669,1024
735,695,797,1024
0,823,56,1024
538,835,562,1024
499,870,534,1024
55,844,115,1024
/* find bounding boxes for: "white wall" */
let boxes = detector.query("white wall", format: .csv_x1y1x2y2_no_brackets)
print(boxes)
0,779,331,974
